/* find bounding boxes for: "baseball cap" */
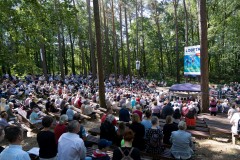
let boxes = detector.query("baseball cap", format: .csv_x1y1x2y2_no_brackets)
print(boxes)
98,139,112,149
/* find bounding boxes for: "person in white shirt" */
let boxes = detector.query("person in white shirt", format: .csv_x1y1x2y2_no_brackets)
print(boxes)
228,104,237,120
58,120,86,160
230,108,240,135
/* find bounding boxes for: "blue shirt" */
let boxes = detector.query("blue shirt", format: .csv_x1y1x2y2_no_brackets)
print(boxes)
141,119,152,135
29,112,39,124
66,108,74,121
0,145,31,160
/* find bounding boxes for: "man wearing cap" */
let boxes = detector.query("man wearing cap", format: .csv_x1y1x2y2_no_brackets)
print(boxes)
92,139,112,160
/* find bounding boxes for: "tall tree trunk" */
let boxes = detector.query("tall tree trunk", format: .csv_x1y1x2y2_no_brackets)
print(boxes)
183,0,189,46
111,0,118,85
87,0,97,81
135,0,139,63
93,0,106,108
102,1,110,77
73,0,87,76
173,0,180,83
141,0,146,77
40,43,48,80
199,0,209,113
62,26,68,75
55,0,64,80
68,27,75,75
119,1,124,76
125,4,132,83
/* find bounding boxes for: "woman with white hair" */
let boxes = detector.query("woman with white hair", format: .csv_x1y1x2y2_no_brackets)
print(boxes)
54,114,68,143
170,121,194,160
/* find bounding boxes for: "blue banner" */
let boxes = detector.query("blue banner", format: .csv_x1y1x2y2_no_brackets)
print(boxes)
184,45,201,76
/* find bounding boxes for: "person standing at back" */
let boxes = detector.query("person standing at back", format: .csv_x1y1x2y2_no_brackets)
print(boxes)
37,116,57,160
0,126,31,160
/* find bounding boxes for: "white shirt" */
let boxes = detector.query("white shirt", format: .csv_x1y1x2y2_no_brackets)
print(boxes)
58,132,86,160
230,112,240,135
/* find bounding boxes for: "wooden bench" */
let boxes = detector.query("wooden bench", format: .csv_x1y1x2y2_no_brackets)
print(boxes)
88,127,100,136
86,135,100,145
140,148,174,160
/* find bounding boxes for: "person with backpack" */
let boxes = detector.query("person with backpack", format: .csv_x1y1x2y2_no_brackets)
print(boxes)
145,116,164,154
112,129,141,160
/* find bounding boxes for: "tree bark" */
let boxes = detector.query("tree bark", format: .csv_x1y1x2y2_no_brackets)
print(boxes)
119,1,124,76
87,0,97,81
183,0,189,46
199,0,209,113
111,0,118,85
40,43,48,80
68,27,76,75
93,0,106,108
125,4,132,83
173,0,180,83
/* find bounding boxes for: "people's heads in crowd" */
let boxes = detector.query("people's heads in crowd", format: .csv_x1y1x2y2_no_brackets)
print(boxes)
118,122,126,135
4,126,23,144
165,115,173,124
178,121,187,130
98,139,112,151
151,116,159,126
0,111,8,119
173,108,181,119
33,107,40,112
106,114,115,124
59,114,68,124
145,109,152,119
132,113,140,123
8,102,14,108
42,116,53,128
73,113,82,122
67,120,80,133
123,129,134,143
153,101,157,106
136,104,141,111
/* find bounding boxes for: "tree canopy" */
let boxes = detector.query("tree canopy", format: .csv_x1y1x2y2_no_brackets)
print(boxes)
0,0,239,83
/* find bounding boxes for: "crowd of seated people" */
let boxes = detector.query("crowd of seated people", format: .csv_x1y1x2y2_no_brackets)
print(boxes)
1,74,239,159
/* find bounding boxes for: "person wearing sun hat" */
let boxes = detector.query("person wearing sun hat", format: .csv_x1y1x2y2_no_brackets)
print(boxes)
92,139,112,160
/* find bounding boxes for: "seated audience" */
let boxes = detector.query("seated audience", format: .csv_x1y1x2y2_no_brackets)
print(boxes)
92,139,112,160
37,116,57,160
30,107,42,124
133,105,143,121
141,110,152,136
151,101,161,118
173,108,181,124
161,101,174,119
100,114,117,143
101,107,117,126
145,116,163,154
0,126,31,160
170,121,194,160
54,114,68,143
58,120,86,160
129,113,145,151
112,129,141,160
119,104,130,122
66,105,75,121
0,127,4,153
163,115,178,145
0,111,9,127
73,113,93,147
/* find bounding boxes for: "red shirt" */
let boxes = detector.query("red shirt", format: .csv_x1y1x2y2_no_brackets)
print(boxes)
133,110,143,121
54,124,67,143
101,114,117,126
